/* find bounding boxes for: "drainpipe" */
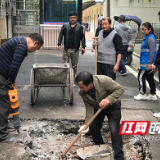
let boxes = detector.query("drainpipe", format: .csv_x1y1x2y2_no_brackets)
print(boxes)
107,0,110,17
6,14,8,39
8,14,12,38
78,0,82,24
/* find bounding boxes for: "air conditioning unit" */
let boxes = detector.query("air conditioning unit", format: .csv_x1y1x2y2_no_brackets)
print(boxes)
0,0,16,17
95,0,105,3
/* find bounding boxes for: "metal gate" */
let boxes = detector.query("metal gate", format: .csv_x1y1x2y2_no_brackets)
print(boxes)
13,0,40,37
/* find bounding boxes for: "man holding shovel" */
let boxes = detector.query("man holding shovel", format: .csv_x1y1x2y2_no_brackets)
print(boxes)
76,71,124,160
93,17,122,80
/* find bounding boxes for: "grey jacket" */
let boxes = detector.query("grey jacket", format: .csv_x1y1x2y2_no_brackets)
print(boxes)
114,23,132,45
79,75,124,124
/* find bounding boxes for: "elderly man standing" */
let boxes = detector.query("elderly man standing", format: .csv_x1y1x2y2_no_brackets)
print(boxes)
76,71,124,160
0,33,43,142
93,17,122,80
58,11,86,76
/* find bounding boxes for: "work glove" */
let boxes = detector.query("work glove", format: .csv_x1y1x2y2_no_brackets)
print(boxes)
78,125,89,136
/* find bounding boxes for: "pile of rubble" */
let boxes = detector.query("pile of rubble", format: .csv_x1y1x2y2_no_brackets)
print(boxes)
9,119,152,160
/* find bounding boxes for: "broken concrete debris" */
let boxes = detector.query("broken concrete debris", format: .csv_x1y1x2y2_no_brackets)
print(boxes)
8,119,152,160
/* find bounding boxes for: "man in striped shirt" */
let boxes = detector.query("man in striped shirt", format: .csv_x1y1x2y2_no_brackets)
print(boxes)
0,33,43,142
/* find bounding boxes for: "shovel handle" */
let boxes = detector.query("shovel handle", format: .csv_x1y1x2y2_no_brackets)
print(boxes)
62,108,103,157
93,37,99,75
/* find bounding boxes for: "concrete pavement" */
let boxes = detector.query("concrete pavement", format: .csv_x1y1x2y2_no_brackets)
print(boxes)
16,49,160,120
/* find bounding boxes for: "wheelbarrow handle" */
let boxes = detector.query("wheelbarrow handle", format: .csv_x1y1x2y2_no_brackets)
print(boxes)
61,108,103,158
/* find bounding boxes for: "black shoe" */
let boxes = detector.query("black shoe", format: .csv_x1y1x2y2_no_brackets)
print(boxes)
8,126,16,132
0,136,18,143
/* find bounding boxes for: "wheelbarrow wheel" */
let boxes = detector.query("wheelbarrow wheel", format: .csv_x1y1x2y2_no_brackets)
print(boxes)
69,68,74,105
30,68,36,105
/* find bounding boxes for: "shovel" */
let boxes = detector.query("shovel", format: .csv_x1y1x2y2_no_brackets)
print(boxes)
77,144,114,160
61,108,103,159
93,37,99,75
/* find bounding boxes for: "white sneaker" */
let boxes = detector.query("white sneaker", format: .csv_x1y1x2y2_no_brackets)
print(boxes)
153,112,160,117
147,94,157,101
134,93,147,100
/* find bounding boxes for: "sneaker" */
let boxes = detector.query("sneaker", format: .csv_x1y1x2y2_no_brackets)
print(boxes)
119,72,127,76
134,93,147,100
147,94,157,101
153,112,160,117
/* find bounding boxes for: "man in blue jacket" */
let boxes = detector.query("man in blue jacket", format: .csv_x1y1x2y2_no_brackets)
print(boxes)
0,33,43,142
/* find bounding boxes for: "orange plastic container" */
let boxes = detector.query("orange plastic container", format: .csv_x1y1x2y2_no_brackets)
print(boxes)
8,87,19,109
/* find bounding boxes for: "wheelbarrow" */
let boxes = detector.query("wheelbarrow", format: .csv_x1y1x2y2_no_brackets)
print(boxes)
77,144,114,160
30,63,74,105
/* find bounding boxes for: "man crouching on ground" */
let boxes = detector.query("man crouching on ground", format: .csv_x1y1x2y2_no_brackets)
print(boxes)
75,71,124,160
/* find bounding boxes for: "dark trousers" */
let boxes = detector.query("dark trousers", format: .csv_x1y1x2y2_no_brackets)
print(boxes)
138,69,156,94
158,64,160,84
0,74,10,140
97,62,116,80
90,102,124,160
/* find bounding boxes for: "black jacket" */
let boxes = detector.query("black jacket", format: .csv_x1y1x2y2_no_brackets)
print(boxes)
58,23,86,50
95,25,102,37
154,46,160,68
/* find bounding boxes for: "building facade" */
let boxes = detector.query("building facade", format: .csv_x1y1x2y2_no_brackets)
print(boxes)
0,0,82,39
106,0,160,23
82,4,103,34
82,0,160,34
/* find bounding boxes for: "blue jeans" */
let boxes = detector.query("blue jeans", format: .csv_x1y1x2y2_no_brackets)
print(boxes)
123,45,129,61
119,45,129,74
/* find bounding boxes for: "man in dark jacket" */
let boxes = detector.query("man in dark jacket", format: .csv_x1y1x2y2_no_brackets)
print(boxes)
0,33,43,142
150,11,160,82
151,11,160,117
58,11,86,75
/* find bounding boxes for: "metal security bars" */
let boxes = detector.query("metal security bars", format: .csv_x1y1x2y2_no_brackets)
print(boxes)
129,23,160,43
